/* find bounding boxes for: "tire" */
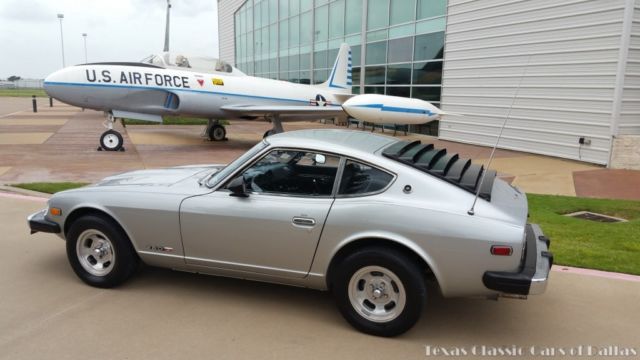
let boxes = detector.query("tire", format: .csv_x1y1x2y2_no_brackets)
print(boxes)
208,124,226,141
100,130,124,151
66,215,139,288
332,247,427,337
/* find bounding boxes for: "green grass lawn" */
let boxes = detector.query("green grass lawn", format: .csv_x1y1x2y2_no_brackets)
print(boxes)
0,88,48,97
125,116,229,126
528,194,640,275
8,182,640,275
12,182,89,194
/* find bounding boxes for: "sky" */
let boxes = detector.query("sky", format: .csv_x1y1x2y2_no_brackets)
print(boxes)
0,0,219,79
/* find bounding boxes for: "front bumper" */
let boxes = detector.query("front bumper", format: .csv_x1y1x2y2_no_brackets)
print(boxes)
483,224,553,295
27,209,61,234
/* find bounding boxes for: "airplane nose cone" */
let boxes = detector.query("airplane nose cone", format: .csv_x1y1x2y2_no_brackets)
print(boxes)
43,68,66,99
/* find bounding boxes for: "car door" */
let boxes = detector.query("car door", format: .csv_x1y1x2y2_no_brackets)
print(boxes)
179,149,341,278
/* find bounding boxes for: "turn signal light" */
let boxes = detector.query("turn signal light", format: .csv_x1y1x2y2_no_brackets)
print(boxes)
490,245,512,256
49,207,62,216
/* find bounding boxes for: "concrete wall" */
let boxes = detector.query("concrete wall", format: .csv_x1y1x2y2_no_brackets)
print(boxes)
440,0,629,165
218,0,246,65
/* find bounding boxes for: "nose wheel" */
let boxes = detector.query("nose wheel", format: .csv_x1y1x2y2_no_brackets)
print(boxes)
99,130,124,152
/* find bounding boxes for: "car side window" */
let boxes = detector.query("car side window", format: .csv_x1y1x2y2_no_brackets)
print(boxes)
241,149,339,196
338,160,394,196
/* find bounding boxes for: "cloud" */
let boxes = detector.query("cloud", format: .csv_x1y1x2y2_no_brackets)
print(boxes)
0,0,54,22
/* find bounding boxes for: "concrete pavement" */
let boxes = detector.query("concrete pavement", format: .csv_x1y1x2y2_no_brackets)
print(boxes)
1,194,639,360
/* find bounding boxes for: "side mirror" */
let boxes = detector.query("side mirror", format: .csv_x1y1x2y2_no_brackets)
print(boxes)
227,176,248,197
314,154,326,165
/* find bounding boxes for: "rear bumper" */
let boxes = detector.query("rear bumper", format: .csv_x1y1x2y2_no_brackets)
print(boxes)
27,209,61,234
483,224,553,295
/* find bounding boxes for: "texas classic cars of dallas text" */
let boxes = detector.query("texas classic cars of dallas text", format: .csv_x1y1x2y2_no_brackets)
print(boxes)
28,129,553,337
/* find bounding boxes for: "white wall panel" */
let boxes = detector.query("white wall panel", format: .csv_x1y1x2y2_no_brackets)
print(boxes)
618,1,640,135
441,0,629,164
218,0,246,65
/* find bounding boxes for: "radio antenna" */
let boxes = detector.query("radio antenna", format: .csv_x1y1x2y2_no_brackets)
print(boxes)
468,55,531,216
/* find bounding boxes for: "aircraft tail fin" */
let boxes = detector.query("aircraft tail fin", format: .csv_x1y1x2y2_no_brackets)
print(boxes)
315,43,352,94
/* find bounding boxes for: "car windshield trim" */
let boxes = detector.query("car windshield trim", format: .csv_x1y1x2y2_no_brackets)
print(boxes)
205,140,269,188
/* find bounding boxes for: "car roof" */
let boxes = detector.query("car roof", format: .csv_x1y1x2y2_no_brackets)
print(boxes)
267,129,398,156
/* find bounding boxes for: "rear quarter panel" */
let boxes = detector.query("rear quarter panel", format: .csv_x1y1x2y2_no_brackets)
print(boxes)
311,169,526,297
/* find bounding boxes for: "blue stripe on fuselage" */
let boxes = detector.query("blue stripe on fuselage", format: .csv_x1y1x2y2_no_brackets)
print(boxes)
353,103,434,116
43,81,343,107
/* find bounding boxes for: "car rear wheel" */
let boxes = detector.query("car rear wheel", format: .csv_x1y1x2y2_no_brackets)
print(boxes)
332,247,426,337
66,215,139,288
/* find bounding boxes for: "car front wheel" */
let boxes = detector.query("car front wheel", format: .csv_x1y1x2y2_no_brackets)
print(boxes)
66,215,139,288
332,247,427,337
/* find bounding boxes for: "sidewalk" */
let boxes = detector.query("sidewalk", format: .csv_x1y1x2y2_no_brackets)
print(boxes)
1,99,639,200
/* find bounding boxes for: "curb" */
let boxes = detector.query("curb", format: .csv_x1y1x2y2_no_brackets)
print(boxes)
552,265,640,283
0,185,51,199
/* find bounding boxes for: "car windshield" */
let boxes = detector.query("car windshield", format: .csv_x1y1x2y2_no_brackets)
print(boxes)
206,140,269,187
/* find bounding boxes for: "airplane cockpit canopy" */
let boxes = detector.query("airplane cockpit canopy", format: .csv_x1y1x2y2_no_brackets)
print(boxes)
140,53,245,76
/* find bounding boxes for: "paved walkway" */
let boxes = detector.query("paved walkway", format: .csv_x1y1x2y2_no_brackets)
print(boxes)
0,98,639,199
1,193,639,360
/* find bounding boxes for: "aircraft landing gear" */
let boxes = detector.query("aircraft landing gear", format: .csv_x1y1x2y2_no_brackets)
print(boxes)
98,112,125,151
206,119,227,141
263,115,284,138
100,130,124,151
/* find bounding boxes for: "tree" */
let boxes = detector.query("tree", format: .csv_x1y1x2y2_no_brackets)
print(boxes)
7,75,21,82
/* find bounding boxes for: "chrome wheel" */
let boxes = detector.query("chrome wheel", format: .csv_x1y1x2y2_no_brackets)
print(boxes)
75,229,115,276
348,265,406,323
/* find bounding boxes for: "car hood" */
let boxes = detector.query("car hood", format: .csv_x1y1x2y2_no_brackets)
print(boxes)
93,165,223,187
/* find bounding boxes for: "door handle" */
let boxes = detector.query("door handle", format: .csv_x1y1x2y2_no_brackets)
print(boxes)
292,217,316,227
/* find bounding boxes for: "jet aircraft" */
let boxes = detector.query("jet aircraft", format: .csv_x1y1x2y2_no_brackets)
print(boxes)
44,44,444,151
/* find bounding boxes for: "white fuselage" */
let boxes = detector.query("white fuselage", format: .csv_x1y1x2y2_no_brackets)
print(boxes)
44,64,342,120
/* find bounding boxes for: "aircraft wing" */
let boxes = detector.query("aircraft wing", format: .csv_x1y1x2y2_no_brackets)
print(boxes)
220,104,345,118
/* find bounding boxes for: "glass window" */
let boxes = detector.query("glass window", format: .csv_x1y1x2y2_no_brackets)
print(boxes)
352,67,361,85
314,69,329,84
345,0,362,35
339,160,394,195
254,3,262,29
300,12,312,45
327,48,339,67
353,86,361,94
329,0,345,38
300,52,311,69
270,58,277,72
208,141,268,187
365,41,387,65
279,19,289,49
386,86,410,97
390,0,415,25
269,24,278,53
315,5,329,42
279,55,289,72
387,63,411,84
367,0,389,30
387,36,413,63
301,0,313,12
290,0,299,15
364,66,386,85
416,17,446,34
240,150,340,196
413,61,442,84
314,50,328,69
269,0,278,23
351,45,361,66
364,86,385,94
279,0,289,18
299,70,311,84
289,54,299,71
290,16,300,47
262,1,269,26
414,32,444,61
412,86,441,101
418,0,446,19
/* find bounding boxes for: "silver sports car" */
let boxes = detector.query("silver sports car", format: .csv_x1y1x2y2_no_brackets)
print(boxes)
28,129,552,337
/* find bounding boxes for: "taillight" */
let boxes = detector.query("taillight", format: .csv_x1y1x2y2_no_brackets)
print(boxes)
490,245,513,256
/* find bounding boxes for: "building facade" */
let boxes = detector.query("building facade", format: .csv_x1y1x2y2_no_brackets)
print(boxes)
218,0,640,168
